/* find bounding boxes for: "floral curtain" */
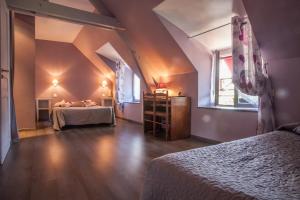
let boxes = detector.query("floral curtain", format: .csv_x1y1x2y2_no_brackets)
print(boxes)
115,60,126,104
232,16,275,134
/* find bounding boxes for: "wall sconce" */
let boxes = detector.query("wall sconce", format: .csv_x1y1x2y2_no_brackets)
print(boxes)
52,79,59,87
101,80,109,97
101,80,108,88
52,79,59,98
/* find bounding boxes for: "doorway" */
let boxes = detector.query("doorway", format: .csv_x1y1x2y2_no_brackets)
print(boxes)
0,0,12,164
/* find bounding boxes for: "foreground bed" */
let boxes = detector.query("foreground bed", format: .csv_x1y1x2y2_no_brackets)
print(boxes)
142,130,300,200
52,106,116,130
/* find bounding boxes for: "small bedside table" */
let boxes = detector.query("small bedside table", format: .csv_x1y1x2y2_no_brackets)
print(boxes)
101,97,114,107
36,98,52,121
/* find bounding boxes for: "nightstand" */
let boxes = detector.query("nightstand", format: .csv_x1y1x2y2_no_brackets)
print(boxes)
36,98,52,121
101,97,114,107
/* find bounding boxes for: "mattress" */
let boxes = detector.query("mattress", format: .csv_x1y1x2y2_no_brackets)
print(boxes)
52,106,116,130
142,131,300,200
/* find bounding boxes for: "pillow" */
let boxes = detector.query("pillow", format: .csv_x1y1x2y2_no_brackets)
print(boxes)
82,99,97,107
65,102,72,107
54,100,65,107
71,101,85,107
84,101,98,107
277,122,300,134
293,126,300,134
83,99,92,103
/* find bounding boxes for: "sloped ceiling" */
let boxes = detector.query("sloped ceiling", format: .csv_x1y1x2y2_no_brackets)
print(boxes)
154,0,246,50
49,0,95,12
73,24,142,80
96,42,124,62
101,0,196,85
155,0,235,36
34,0,117,81
73,26,116,79
35,0,95,43
34,0,138,82
35,17,83,43
243,0,300,60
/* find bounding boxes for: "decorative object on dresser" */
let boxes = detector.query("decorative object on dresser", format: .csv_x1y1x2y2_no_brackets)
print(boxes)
101,96,114,107
143,91,191,141
36,98,52,122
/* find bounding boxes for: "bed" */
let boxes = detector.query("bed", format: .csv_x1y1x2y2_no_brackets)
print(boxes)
142,129,300,200
52,106,116,130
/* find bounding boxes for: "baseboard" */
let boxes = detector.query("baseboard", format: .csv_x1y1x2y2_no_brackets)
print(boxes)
191,135,220,145
116,116,143,125
18,127,36,131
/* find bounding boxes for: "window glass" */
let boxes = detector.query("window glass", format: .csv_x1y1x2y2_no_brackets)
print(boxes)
133,74,141,101
116,62,141,103
218,56,234,106
238,90,259,107
123,65,133,102
214,50,258,108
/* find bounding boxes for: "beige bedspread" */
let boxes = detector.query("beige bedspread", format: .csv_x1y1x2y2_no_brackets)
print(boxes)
52,106,116,130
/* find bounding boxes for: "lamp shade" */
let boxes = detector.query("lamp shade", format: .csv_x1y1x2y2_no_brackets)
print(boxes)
158,83,167,89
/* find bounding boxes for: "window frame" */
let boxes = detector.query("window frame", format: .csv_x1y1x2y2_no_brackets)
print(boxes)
214,50,257,109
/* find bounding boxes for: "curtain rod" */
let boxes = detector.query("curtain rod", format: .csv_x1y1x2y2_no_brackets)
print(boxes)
189,16,248,39
188,22,231,38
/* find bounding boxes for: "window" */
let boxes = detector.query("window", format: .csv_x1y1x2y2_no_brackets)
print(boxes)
118,62,141,103
213,50,258,108
133,74,141,101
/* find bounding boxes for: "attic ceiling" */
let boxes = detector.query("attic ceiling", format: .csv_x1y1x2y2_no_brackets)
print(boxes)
35,17,83,43
49,0,95,12
73,24,142,80
243,0,300,60
101,0,197,86
34,0,134,82
96,42,124,62
154,0,246,50
35,0,96,43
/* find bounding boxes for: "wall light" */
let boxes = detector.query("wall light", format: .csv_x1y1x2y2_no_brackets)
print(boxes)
101,80,108,88
52,79,59,87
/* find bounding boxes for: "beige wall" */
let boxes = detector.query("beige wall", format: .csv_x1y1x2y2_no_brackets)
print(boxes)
14,14,36,130
74,24,147,123
35,40,110,104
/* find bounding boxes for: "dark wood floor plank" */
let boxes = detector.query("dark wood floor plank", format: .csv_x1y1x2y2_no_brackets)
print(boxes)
0,119,209,200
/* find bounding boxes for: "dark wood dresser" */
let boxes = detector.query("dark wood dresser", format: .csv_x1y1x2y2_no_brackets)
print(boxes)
143,91,191,141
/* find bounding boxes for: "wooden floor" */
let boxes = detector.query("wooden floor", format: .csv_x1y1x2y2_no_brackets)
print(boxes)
0,119,209,200
18,122,55,139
